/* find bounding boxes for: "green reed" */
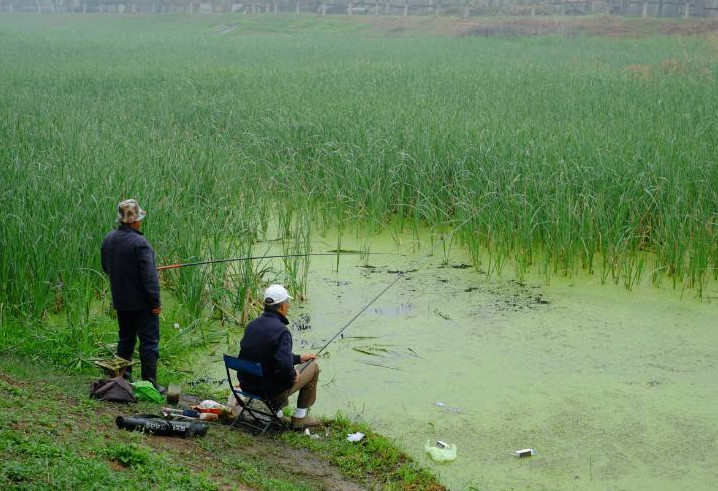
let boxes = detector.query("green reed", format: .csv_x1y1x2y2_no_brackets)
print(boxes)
1,14,716,356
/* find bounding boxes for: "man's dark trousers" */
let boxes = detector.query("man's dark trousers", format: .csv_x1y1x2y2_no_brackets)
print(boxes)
117,310,159,381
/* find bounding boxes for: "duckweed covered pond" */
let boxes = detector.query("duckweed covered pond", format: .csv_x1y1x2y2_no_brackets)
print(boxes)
205,231,718,490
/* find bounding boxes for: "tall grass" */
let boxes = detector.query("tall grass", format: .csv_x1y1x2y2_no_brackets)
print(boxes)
1,15,716,359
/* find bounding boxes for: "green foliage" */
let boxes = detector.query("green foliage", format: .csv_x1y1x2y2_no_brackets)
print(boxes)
1,354,375,491
104,443,151,468
1,15,716,366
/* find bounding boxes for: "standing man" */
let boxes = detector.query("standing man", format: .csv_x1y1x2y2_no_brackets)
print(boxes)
238,284,321,429
101,199,164,393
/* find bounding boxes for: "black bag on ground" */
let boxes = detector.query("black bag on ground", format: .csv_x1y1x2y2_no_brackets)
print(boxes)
116,415,208,438
90,376,136,403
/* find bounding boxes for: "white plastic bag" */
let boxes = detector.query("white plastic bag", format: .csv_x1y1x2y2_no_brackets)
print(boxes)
424,440,457,462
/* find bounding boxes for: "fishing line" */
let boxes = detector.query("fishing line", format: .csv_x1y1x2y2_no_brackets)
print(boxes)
157,252,394,271
299,255,430,374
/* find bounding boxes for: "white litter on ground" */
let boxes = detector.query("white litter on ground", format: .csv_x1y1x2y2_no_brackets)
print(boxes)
346,432,365,442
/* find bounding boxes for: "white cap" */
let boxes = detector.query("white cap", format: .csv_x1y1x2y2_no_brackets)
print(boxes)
263,284,293,306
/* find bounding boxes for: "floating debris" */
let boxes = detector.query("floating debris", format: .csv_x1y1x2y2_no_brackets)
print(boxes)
362,361,401,371
451,263,472,269
372,303,413,316
484,283,551,312
513,448,536,458
425,440,457,462
434,309,452,320
291,313,312,331
435,401,462,413
407,347,422,358
322,277,351,287
353,347,380,357
352,344,391,357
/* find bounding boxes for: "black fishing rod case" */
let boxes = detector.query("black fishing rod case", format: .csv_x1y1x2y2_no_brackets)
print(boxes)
116,415,208,438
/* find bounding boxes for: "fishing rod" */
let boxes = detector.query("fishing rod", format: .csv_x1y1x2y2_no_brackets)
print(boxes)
299,260,425,374
157,252,392,271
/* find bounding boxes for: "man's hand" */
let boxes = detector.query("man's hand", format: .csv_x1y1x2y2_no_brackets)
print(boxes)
299,353,316,363
152,306,162,316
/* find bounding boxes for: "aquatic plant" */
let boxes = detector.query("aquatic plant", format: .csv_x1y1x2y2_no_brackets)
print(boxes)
1,15,716,343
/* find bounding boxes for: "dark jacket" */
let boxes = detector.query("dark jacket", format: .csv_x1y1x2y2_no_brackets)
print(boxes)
101,225,160,312
238,310,301,397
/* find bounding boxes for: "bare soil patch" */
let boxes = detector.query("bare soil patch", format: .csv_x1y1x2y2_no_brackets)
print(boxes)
0,372,27,388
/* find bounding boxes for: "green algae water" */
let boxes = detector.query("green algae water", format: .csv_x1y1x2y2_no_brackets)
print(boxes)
204,230,718,490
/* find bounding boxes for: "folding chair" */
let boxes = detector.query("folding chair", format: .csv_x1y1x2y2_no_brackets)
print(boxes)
223,354,288,435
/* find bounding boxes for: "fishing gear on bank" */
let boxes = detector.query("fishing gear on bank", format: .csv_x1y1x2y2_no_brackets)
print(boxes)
100,197,415,434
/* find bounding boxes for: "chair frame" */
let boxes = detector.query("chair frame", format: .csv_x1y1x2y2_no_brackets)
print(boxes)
223,354,288,435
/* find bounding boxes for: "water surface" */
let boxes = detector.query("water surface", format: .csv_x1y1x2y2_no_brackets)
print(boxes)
210,232,718,490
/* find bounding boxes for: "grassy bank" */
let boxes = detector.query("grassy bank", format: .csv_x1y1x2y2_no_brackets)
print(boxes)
0,354,442,490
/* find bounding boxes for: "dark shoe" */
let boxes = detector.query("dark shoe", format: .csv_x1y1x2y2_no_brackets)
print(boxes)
291,415,322,430
146,379,166,395
140,356,165,394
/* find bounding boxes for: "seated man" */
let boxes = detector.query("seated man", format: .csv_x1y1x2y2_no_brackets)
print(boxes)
238,284,321,429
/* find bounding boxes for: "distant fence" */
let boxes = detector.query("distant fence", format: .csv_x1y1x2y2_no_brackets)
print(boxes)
2,0,717,18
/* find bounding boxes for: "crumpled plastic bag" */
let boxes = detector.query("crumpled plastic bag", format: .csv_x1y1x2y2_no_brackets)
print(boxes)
195,400,228,414
131,380,163,403
424,440,457,462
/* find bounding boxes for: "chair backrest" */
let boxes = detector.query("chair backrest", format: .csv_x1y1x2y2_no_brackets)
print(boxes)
223,354,263,377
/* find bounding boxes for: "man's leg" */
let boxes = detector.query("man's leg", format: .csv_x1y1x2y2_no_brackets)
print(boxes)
116,311,138,379
295,362,320,410
287,362,321,428
137,309,163,392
